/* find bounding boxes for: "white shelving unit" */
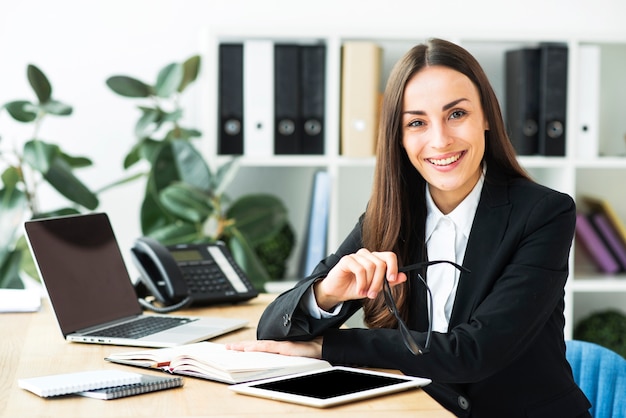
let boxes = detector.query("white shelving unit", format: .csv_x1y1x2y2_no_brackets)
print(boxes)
199,27,626,338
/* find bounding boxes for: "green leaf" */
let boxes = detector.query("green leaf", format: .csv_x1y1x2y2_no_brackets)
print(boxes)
253,222,295,279
96,171,145,194
40,99,72,116
30,208,80,219
140,185,172,235
123,142,142,169
135,108,160,138
27,64,52,103
149,140,211,197
164,126,201,142
1,166,22,189
148,222,202,246
160,183,212,223
161,108,183,124
0,249,24,289
227,194,288,246
214,158,240,196
155,62,183,98
227,230,270,290
24,139,98,210
16,235,39,282
138,138,163,164
106,75,152,98
43,158,99,210
23,139,59,174
170,140,212,191
0,187,27,250
150,142,182,193
142,141,214,233
59,152,92,169
184,128,202,138
178,55,201,92
3,100,38,122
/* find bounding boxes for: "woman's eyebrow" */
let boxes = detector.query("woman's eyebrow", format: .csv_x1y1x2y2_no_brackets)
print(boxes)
403,98,469,116
442,98,468,111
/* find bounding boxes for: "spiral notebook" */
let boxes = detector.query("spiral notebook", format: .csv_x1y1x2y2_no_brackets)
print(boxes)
76,374,184,400
18,370,144,398
19,370,183,399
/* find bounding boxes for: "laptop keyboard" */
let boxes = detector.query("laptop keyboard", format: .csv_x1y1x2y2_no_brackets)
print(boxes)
85,316,198,339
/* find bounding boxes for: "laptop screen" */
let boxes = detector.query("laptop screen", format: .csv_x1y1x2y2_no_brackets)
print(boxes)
25,213,142,335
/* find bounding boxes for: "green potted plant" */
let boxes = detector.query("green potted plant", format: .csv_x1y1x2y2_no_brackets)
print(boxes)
0,64,99,288
574,309,626,358
105,55,293,290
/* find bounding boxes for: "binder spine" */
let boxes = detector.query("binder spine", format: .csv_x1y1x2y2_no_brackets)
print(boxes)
575,213,620,274
340,42,382,157
300,170,330,276
274,44,301,155
299,44,326,155
538,43,568,156
218,43,244,155
243,39,274,157
505,48,540,155
575,45,600,159
590,212,626,270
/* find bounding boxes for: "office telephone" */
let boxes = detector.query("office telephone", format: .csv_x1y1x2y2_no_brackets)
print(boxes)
130,237,259,313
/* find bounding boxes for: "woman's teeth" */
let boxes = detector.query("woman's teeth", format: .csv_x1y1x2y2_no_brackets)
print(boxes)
429,153,462,166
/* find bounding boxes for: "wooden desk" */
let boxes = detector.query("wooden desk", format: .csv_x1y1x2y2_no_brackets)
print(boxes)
0,294,452,417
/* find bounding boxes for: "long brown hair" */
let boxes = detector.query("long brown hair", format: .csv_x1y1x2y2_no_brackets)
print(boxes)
361,38,529,328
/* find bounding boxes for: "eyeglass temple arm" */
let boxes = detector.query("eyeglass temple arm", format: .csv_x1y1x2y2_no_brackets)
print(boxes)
399,259,471,274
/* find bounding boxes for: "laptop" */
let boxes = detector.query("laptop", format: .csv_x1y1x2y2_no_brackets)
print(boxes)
24,212,248,348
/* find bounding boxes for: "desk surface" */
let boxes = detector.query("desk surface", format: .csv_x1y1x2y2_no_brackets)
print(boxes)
1,293,452,418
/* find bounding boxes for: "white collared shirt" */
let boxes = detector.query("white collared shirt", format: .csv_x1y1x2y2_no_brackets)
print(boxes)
425,172,483,331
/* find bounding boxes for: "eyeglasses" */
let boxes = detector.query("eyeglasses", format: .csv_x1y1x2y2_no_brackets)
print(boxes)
382,260,470,355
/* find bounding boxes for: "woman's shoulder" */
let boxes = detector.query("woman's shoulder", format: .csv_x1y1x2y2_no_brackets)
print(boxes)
506,176,575,210
508,176,570,196
484,170,574,210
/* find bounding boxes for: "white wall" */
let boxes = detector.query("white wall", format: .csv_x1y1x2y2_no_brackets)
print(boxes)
2,0,625,276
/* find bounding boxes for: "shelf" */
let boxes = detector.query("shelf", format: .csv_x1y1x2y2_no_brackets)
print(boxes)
202,31,626,339
215,155,378,169
573,157,626,169
215,155,330,168
571,276,626,292
516,156,570,168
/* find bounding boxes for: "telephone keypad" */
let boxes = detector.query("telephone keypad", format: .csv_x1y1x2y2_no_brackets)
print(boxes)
181,262,238,298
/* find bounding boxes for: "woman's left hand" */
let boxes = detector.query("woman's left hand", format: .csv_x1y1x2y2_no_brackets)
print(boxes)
225,337,323,359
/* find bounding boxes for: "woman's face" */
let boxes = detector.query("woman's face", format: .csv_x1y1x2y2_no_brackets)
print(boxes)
401,65,488,214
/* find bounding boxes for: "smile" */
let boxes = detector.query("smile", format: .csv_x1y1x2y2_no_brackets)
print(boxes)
427,151,465,166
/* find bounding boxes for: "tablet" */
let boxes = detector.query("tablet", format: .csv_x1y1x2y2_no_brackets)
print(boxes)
228,366,431,408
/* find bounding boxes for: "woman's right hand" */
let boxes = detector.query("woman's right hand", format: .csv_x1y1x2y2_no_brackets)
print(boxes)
313,248,407,311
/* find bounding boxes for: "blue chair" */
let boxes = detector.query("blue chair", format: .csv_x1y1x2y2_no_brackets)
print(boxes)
565,340,626,418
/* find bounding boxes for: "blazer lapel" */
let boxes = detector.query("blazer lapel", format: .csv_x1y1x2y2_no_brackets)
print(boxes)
449,179,512,326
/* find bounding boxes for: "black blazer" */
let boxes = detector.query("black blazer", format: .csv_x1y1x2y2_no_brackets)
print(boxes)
257,174,591,418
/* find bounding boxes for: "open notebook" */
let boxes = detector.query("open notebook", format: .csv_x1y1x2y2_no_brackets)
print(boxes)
24,212,247,348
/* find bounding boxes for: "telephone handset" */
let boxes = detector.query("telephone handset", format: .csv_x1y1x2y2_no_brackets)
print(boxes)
130,237,258,313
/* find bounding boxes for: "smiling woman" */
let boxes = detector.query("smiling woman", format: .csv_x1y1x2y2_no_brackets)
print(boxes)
401,66,487,214
232,38,592,418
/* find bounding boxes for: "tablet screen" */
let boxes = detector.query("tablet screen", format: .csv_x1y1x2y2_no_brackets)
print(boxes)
252,368,408,399
230,366,431,408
